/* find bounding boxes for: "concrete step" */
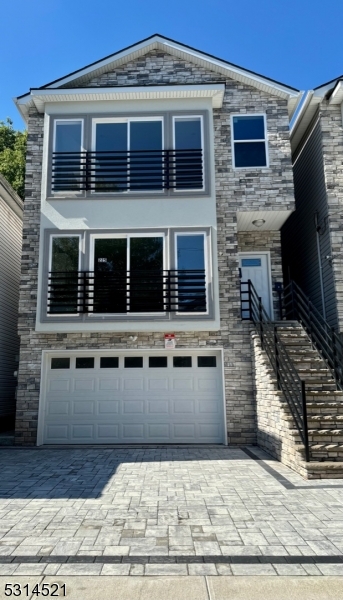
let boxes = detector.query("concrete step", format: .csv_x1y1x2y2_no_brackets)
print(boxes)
291,429,343,443
303,460,343,478
297,442,343,461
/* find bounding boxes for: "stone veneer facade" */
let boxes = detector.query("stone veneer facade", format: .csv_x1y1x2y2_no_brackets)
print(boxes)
15,50,295,445
319,103,343,333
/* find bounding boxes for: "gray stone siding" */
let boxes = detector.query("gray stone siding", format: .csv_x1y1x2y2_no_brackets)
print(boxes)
320,103,343,333
15,51,295,445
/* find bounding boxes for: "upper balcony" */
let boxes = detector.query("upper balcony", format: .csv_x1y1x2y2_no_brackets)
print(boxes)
51,148,203,193
47,112,210,198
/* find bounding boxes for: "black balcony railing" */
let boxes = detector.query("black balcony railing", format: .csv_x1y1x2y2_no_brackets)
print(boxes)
47,270,207,315
51,149,203,192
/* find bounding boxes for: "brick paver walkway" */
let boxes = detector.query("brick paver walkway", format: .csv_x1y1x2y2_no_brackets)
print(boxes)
0,446,342,576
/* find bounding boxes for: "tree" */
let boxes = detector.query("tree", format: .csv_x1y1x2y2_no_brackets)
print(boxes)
0,118,27,199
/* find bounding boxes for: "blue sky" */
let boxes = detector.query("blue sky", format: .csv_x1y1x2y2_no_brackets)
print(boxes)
2,0,343,130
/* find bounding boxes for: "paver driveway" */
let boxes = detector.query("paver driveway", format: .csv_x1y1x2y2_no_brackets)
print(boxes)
0,446,343,576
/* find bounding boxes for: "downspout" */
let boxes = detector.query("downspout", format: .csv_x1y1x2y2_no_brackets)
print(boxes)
314,212,327,320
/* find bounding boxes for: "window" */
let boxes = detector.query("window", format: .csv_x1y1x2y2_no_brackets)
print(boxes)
52,120,84,192
51,358,70,369
173,356,192,367
125,357,143,368
43,228,213,320
76,357,94,368
49,112,208,196
232,115,267,168
197,356,216,367
173,117,203,190
91,234,164,313
100,357,119,368
48,236,80,314
92,118,163,192
176,233,207,313
149,357,168,368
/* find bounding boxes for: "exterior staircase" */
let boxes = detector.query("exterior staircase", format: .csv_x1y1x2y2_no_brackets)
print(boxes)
269,323,343,478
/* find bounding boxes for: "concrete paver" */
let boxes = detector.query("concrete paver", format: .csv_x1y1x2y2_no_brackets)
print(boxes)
0,447,342,576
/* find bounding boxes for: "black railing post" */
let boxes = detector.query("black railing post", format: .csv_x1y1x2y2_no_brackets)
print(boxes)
274,326,281,390
301,379,310,463
82,271,87,313
308,298,313,339
291,281,296,320
248,280,252,321
166,270,172,312
85,151,90,191
165,150,170,190
259,296,263,348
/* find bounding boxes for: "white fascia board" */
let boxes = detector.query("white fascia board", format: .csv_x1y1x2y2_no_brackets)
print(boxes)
290,91,322,153
21,84,226,114
328,81,343,104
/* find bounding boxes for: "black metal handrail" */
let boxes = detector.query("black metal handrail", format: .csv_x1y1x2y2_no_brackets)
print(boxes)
51,149,203,192
241,280,310,462
284,280,343,391
47,270,207,315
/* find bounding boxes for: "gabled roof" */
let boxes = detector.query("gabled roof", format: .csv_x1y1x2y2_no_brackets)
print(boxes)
290,75,343,153
15,34,301,123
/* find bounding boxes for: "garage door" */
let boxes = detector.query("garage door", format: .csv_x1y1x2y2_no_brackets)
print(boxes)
39,351,225,445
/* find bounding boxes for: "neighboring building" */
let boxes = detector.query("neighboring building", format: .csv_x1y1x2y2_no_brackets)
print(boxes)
282,79,343,333
0,174,23,431
14,34,301,446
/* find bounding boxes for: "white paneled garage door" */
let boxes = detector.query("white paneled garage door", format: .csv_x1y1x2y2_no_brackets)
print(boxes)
39,351,225,445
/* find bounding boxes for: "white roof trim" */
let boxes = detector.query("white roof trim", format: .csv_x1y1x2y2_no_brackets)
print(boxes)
15,84,226,121
328,81,343,105
15,35,300,124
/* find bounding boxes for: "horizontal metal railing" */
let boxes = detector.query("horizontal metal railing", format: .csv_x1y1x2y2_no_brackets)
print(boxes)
51,149,203,192
47,270,207,314
241,280,310,462
283,280,343,391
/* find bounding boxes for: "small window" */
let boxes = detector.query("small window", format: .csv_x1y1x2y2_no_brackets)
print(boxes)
100,357,119,368
52,120,83,192
51,357,70,369
241,258,262,267
48,236,80,315
176,234,206,313
124,357,143,368
174,117,203,190
197,356,216,368
149,356,168,368
232,115,267,168
173,356,192,368
76,357,94,369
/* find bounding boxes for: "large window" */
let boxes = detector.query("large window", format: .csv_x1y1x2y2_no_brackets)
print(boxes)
49,112,208,196
91,235,164,313
231,115,268,169
92,118,163,192
44,229,212,320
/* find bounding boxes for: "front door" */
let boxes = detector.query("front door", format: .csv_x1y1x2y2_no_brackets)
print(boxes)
239,253,272,318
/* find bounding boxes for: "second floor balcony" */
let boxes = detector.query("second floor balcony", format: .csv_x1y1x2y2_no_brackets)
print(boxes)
51,149,204,193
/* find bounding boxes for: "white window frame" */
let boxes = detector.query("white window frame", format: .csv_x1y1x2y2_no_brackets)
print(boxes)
48,234,82,317
231,114,269,170
172,115,205,192
174,231,209,315
52,119,85,195
89,232,167,316
91,117,164,194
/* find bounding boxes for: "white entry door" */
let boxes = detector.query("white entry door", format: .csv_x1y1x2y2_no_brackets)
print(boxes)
239,253,272,318
38,351,225,445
